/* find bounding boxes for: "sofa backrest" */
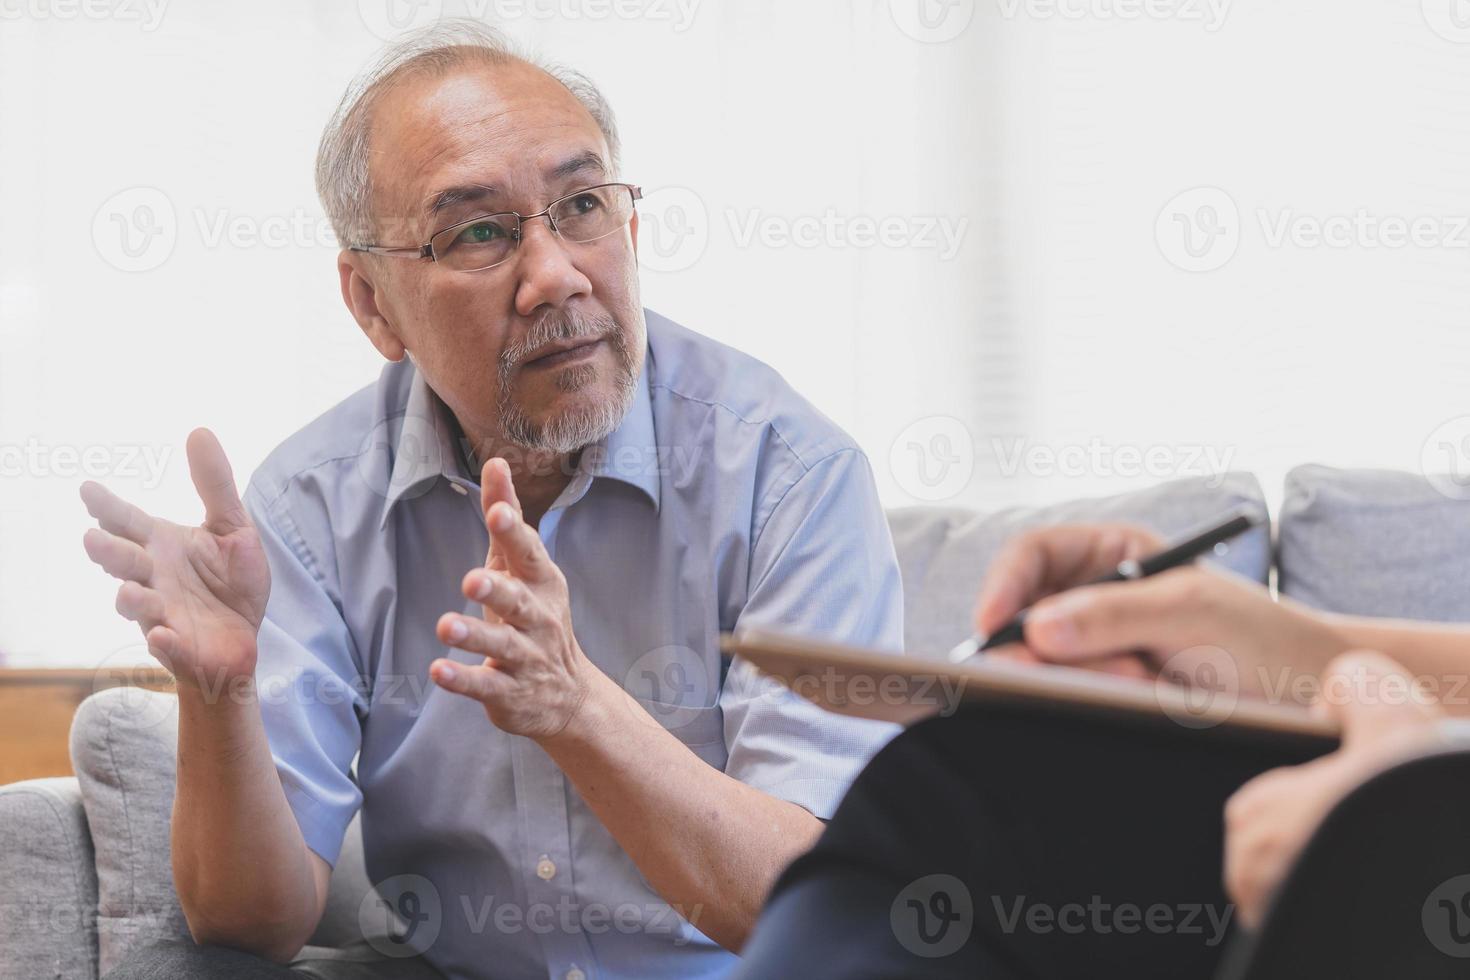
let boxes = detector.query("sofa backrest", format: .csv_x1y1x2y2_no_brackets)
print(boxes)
1276,465,1470,622
886,472,1272,658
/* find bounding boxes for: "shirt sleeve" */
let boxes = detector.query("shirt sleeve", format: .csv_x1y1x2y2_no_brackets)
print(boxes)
243,480,367,868
721,448,906,819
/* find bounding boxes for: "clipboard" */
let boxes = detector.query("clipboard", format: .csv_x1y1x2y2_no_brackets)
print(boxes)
722,628,1341,749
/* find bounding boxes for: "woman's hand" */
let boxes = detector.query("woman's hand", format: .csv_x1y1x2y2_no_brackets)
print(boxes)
1223,651,1447,928
973,523,1344,697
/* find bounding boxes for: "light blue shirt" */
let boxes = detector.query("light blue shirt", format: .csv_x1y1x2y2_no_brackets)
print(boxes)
242,310,904,980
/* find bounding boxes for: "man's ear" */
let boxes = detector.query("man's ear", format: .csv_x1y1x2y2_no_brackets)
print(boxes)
627,209,639,261
338,250,408,362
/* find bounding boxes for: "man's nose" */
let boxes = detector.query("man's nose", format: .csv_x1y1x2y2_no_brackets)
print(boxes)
513,218,593,317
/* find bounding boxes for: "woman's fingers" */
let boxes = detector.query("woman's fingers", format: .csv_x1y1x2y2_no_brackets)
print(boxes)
83,527,154,583
1022,568,1218,662
973,524,1162,637
1318,651,1443,746
991,645,1151,679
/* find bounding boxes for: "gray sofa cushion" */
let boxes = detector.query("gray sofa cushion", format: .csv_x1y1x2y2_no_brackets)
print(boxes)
307,809,388,951
67,687,383,974
1278,464,1470,621
887,473,1271,658
69,687,192,975
0,776,99,980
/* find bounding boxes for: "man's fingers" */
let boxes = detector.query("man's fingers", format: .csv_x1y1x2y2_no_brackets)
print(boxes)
480,457,520,573
487,502,555,584
1021,568,1206,662
430,657,511,703
144,625,182,674
79,481,154,545
83,527,154,583
479,456,524,519
186,428,250,534
436,613,528,667
115,581,166,632
461,570,540,629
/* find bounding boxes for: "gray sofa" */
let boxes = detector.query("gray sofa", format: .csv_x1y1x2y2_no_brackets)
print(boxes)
4,466,1468,978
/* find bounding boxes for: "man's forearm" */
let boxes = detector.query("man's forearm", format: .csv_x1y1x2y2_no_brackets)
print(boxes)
539,670,823,952
171,674,323,962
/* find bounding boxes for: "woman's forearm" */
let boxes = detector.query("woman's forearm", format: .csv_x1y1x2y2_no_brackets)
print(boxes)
1323,614,1470,716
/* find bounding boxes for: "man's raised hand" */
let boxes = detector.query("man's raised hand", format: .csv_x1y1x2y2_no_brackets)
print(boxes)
80,428,270,690
430,456,597,741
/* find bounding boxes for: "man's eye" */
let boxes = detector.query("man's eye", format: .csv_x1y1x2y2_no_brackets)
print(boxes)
455,221,508,245
569,193,604,214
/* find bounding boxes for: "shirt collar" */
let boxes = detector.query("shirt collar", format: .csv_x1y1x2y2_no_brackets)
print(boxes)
377,356,660,531
579,360,661,511
376,363,475,531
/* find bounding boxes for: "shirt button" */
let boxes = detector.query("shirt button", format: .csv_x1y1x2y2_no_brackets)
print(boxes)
450,483,468,495
565,969,585,980
536,855,557,881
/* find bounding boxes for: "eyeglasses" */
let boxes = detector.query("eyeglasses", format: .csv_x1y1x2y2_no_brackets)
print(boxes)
349,182,643,273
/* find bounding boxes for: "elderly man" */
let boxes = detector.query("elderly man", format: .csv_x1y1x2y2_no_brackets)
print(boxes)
82,21,902,980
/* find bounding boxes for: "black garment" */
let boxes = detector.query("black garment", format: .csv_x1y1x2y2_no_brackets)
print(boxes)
1221,747,1470,979
736,702,1332,979
103,937,446,979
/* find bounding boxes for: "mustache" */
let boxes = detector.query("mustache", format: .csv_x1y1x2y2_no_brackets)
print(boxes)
500,308,620,370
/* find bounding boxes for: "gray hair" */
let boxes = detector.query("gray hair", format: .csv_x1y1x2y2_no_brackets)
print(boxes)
315,19,622,247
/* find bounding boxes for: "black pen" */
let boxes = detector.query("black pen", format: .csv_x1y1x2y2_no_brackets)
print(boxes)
946,508,1263,663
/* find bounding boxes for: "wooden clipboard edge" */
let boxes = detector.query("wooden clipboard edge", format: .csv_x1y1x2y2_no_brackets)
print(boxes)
722,628,1341,744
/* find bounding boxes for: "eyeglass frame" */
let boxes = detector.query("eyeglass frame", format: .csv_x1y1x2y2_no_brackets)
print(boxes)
347,182,644,271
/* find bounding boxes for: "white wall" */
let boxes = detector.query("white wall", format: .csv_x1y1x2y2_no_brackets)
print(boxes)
2,0,1468,665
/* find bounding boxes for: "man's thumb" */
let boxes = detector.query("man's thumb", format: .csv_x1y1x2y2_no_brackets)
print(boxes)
186,428,248,532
